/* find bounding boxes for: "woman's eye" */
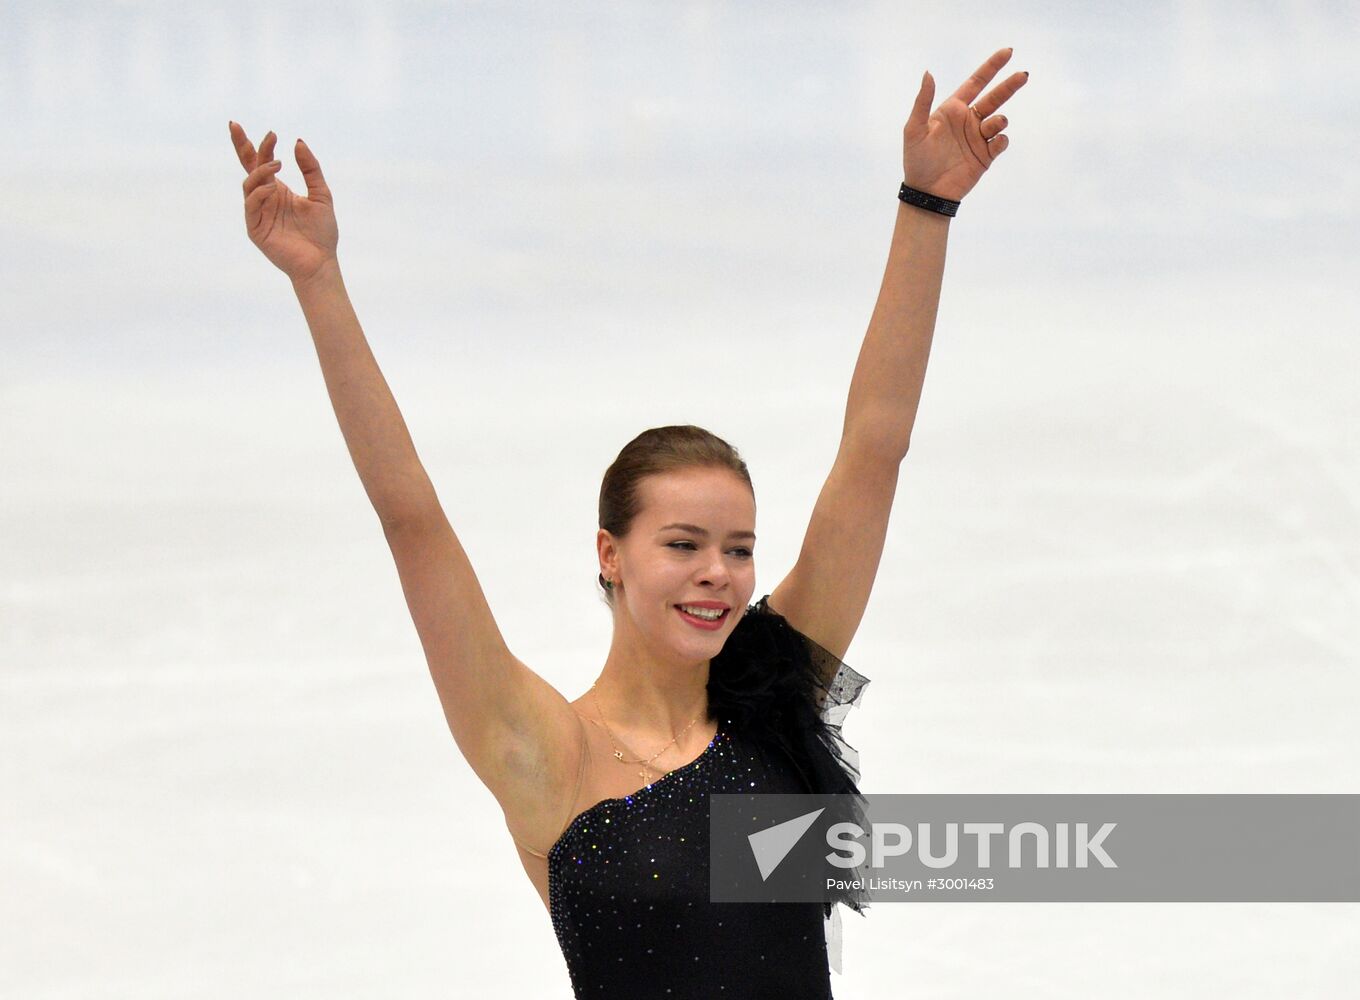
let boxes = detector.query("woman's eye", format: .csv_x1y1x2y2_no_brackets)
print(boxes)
667,541,753,559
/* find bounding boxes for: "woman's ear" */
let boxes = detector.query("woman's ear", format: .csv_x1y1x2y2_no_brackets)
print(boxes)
597,528,621,583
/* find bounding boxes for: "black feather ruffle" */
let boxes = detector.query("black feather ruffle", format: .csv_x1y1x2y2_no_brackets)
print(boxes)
707,594,873,917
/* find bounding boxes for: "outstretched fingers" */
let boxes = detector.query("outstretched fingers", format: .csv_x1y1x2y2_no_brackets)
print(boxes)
970,71,1028,121
230,124,332,209
903,70,935,143
228,121,277,173
293,138,333,207
950,47,1014,107
228,121,255,170
903,70,937,143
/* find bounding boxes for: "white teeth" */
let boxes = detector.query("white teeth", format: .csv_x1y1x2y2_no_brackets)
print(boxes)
679,605,724,620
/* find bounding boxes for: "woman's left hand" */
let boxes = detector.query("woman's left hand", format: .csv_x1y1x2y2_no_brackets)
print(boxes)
902,47,1028,203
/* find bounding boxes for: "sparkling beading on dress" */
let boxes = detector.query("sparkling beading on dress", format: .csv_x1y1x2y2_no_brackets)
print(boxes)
542,596,871,999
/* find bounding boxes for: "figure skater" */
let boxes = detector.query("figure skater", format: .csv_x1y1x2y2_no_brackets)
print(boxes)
229,46,1027,999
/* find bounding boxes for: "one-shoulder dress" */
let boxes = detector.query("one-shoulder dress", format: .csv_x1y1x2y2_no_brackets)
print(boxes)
513,595,872,999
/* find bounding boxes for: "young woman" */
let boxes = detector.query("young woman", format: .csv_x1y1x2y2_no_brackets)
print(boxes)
230,46,1027,999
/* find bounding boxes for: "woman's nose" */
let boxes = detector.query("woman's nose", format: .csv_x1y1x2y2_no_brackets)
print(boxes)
696,554,731,587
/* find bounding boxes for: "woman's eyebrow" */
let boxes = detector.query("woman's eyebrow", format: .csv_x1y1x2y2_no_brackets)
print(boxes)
656,522,756,541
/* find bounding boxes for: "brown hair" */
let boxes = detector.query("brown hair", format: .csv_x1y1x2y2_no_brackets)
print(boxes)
597,425,754,606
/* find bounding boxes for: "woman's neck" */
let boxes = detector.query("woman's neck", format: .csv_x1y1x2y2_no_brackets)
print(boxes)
590,648,711,737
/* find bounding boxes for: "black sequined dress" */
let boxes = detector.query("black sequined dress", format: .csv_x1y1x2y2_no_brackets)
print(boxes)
544,596,872,999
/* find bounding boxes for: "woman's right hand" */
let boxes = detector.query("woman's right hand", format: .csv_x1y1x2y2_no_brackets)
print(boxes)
230,122,339,284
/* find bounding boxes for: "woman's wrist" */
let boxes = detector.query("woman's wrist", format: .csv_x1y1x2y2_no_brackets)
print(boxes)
291,256,343,295
895,198,952,234
897,182,960,218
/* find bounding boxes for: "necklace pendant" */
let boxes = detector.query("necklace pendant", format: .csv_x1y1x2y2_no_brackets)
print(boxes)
639,769,649,780
612,750,624,762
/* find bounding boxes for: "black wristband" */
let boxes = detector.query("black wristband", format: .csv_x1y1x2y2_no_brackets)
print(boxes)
898,182,960,217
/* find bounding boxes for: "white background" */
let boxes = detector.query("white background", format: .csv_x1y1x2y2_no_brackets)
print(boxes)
3,1,1358,996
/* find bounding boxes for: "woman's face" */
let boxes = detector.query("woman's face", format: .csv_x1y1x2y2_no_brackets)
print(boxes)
602,466,757,657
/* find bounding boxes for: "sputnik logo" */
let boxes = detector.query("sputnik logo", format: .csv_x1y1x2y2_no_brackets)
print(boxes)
748,808,826,881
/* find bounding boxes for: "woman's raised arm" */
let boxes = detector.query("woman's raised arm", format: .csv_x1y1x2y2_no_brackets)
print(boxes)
229,124,435,524
228,125,584,837
768,48,1029,665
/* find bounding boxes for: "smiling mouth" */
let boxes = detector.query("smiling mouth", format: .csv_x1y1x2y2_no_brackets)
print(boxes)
676,604,729,624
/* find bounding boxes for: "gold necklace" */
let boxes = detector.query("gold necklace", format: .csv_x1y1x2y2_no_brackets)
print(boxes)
589,682,703,783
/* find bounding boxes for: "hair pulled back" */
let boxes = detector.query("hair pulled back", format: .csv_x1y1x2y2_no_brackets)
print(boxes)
596,424,753,608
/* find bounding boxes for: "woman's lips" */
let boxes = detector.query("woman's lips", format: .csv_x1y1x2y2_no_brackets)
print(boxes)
676,605,727,630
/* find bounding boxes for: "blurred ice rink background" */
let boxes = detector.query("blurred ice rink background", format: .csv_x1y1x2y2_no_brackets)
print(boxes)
2,1,1358,996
